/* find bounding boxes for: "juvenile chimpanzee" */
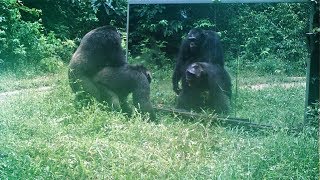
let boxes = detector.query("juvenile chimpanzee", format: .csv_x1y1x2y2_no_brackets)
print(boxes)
93,64,156,121
68,25,127,104
172,28,224,94
176,62,232,114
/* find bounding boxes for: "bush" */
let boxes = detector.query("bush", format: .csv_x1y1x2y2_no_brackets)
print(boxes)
129,39,172,68
39,57,64,73
224,3,309,75
22,0,99,39
0,1,75,72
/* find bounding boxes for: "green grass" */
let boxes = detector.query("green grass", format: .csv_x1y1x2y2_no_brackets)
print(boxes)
234,85,305,126
0,66,318,179
0,69,62,92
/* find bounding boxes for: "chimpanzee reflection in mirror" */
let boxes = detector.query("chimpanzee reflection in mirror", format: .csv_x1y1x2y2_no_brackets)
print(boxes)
176,62,232,114
172,28,224,95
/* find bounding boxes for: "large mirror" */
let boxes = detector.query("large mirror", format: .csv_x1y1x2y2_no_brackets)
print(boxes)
127,1,311,127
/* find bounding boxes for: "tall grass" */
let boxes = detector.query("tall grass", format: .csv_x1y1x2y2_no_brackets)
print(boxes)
0,67,318,179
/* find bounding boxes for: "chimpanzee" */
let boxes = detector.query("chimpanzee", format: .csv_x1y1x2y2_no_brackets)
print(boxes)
93,64,156,120
68,25,127,104
176,62,232,114
172,28,224,94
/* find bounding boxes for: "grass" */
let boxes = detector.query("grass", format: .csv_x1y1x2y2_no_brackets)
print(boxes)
234,85,305,126
0,70,61,92
0,65,318,179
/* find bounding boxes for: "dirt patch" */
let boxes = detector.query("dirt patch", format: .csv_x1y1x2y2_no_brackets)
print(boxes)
0,86,54,102
241,82,305,90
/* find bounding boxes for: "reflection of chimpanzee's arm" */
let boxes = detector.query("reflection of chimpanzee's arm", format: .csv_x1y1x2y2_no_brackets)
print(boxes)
172,60,184,95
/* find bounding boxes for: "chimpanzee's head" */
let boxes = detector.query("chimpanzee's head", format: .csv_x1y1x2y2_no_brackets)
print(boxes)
187,28,205,54
185,62,206,87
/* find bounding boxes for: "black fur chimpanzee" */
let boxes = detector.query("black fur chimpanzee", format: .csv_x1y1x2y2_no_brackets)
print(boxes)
176,62,232,114
172,28,224,94
93,64,156,121
68,25,127,104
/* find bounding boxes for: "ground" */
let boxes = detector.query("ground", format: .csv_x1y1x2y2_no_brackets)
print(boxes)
0,69,318,179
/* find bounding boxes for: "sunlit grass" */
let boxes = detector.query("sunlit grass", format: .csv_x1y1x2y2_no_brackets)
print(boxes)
234,86,305,126
0,66,318,179
0,67,66,93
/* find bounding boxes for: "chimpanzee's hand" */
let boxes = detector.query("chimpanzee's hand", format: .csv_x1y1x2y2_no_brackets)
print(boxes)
173,85,181,95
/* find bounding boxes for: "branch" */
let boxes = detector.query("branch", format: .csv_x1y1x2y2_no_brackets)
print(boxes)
153,106,301,133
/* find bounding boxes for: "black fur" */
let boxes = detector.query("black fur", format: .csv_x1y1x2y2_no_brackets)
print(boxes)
172,28,224,95
93,64,156,120
68,25,127,103
177,62,231,114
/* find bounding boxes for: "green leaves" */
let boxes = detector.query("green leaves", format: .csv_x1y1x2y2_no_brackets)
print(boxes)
193,19,215,29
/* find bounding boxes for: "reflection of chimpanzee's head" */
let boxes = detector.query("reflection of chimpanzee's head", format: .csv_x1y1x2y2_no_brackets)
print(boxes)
187,28,206,54
177,62,232,113
172,27,225,95
185,62,207,87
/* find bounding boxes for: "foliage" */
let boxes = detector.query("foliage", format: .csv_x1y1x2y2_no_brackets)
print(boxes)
1,0,311,75
0,1,76,72
128,3,309,75
92,0,127,29
129,39,172,68
128,4,219,58
21,0,98,39
223,3,309,75
39,57,64,73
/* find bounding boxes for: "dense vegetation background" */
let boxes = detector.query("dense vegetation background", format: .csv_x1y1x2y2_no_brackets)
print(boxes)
0,0,318,179
0,0,311,75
